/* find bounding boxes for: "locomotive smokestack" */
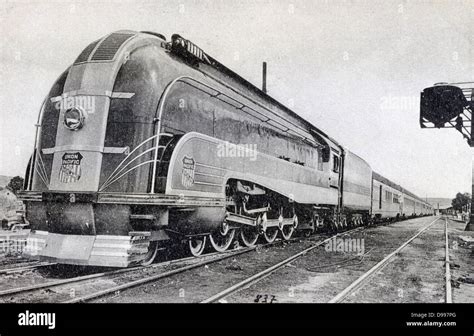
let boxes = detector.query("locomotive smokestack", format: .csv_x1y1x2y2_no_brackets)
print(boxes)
262,61,267,93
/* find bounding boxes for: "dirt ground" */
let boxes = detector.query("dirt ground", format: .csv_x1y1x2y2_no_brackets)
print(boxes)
223,216,446,303
98,216,469,303
1,216,471,303
448,218,474,303
343,219,446,303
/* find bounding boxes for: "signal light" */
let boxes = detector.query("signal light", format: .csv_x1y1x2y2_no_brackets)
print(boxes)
420,83,473,146
420,85,468,128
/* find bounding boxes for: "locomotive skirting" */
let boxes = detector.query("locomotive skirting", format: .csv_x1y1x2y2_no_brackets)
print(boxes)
23,230,153,267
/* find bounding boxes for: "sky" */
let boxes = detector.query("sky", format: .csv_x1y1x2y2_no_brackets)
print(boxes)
0,0,472,198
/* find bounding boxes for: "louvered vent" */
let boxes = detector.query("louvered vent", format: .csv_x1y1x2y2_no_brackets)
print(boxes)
74,40,100,64
90,33,135,61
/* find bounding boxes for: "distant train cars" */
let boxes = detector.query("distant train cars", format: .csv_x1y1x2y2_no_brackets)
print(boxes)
372,172,432,221
20,31,432,267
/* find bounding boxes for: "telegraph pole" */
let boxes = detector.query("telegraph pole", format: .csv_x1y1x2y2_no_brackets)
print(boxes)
469,154,474,230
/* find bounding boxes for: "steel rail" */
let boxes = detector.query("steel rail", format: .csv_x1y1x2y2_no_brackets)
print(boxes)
1,224,328,301
64,246,255,303
0,262,55,275
445,217,452,303
200,227,365,303
328,216,440,303
64,231,330,303
0,250,241,298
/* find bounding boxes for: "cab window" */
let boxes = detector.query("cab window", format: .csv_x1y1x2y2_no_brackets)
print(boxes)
332,155,340,172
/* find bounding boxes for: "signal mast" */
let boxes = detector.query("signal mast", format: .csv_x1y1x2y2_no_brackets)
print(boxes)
420,81,474,230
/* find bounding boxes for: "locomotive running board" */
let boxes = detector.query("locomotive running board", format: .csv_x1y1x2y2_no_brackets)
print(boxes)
18,191,225,208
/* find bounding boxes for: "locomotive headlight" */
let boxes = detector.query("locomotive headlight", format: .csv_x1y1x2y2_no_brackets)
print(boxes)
64,107,85,131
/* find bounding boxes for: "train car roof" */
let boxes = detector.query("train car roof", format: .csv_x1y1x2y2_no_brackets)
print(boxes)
343,148,372,167
372,171,429,205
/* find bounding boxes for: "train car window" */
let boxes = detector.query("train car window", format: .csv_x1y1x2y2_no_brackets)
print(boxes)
317,148,323,171
288,141,297,165
256,125,270,154
332,155,340,172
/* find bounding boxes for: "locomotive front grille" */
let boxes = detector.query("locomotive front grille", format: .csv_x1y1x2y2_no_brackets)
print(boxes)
73,39,100,64
90,33,135,61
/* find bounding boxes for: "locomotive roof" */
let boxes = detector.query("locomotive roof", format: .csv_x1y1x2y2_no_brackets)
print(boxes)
164,33,341,150
164,32,431,206
372,171,428,205
118,31,428,207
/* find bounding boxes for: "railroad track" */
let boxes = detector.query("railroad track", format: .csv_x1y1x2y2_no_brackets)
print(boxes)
444,217,452,304
327,216,451,303
200,226,365,303
0,246,258,303
0,261,55,275
63,230,347,303
1,217,432,303
0,260,39,271
0,258,34,268
0,223,360,303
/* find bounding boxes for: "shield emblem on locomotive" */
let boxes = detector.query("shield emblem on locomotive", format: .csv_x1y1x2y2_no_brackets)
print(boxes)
181,156,195,188
59,152,83,183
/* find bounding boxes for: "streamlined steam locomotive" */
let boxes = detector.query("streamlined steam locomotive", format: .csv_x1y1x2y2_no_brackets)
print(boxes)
20,31,432,267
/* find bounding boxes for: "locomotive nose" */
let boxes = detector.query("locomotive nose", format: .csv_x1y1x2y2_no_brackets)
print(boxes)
47,32,138,192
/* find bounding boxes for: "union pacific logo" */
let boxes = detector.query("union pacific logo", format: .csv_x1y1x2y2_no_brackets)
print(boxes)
59,152,83,183
181,156,195,188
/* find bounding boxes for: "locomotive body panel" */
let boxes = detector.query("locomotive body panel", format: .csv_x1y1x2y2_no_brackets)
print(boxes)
372,177,403,218
166,132,338,205
342,150,372,211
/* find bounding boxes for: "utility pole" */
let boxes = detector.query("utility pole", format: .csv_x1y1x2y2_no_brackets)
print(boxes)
420,82,474,230
262,61,267,94
470,160,474,230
